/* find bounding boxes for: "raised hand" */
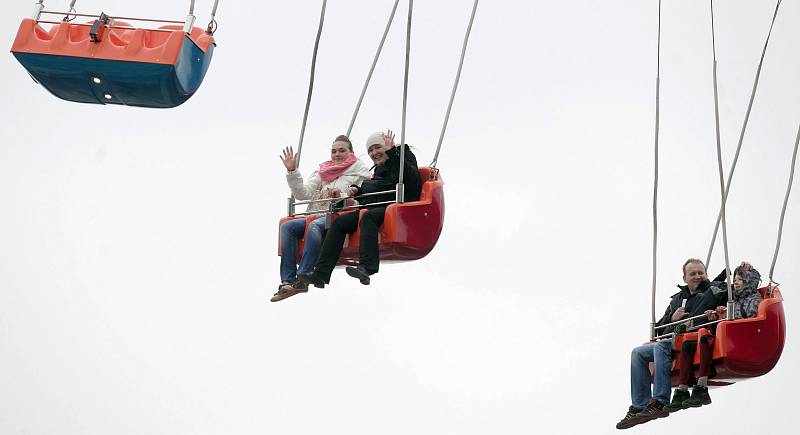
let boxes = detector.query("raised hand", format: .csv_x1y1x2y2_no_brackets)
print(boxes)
383,129,395,149
280,146,298,172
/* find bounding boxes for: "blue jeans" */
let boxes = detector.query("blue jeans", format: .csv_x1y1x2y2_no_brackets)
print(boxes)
630,339,673,408
280,216,326,283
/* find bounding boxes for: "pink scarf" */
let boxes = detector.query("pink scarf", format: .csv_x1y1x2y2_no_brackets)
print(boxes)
318,153,357,182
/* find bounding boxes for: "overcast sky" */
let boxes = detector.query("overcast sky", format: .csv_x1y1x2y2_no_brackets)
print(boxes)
1,1,798,434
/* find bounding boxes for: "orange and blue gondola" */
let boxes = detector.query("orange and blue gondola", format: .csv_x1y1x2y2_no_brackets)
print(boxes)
11,17,215,108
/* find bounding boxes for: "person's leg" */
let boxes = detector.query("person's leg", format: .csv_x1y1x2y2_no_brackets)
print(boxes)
651,339,674,405
630,343,656,409
279,218,307,283
697,335,715,383
677,340,698,388
618,342,665,429
357,206,386,274
685,335,715,407
297,217,326,275
665,340,696,412
312,212,359,281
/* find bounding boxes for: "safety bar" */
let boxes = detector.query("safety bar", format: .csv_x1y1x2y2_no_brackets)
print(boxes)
653,312,714,331
34,20,179,33
687,318,725,332
39,10,185,24
285,185,405,217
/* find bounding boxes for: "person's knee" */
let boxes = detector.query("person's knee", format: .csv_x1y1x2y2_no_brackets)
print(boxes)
281,221,297,238
308,221,324,236
631,344,650,361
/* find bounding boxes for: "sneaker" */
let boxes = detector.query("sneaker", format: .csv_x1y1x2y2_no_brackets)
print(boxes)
270,281,309,302
280,280,308,292
664,389,691,413
683,386,711,408
345,266,371,285
635,400,669,421
618,400,668,429
297,272,326,289
615,406,643,430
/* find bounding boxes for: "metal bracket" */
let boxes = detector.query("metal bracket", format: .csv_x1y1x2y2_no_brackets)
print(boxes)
89,12,110,43
395,183,405,203
287,196,296,217
183,14,196,34
32,2,45,20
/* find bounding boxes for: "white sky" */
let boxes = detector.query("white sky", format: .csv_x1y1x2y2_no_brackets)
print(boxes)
1,1,798,434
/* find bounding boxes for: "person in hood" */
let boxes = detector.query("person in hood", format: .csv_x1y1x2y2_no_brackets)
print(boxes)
272,135,371,302
299,129,422,287
616,258,727,430
664,262,762,412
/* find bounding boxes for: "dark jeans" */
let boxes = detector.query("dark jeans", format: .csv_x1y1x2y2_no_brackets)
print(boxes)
678,335,715,385
313,206,386,281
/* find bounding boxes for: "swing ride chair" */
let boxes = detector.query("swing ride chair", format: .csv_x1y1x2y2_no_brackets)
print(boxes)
10,1,219,108
645,0,794,388
275,0,478,268
652,286,786,387
278,167,445,266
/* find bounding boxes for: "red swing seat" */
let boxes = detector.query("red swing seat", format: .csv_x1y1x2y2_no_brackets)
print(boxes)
665,286,786,387
277,167,445,266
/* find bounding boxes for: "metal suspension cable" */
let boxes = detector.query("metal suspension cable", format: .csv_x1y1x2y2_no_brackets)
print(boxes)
705,0,783,269
650,0,661,337
206,0,220,34
709,0,734,305
295,0,327,170
397,0,412,200
430,0,479,169
210,0,220,18
62,0,77,21
346,0,400,137
768,122,800,288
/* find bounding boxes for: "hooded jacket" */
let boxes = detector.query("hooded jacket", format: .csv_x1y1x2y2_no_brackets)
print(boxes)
715,267,763,319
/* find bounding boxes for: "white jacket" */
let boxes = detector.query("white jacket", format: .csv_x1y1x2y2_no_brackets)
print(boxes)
286,159,371,214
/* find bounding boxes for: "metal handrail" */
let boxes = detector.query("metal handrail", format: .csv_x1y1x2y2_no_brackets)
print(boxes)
687,318,725,332
654,312,714,331
39,10,185,24
34,20,179,32
286,188,400,217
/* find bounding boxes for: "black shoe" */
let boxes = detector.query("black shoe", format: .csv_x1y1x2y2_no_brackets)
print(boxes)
683,386,711,408
615,406,643,430
345,266,371,285
297,272,326,289
664,389,691,413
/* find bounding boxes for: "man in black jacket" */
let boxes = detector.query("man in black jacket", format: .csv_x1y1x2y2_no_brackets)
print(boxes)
616,258,727,430
300,130,422,287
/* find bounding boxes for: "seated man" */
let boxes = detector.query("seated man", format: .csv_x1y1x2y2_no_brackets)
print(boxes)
299,130,422,287
616,258,726,430
664,262,762,412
